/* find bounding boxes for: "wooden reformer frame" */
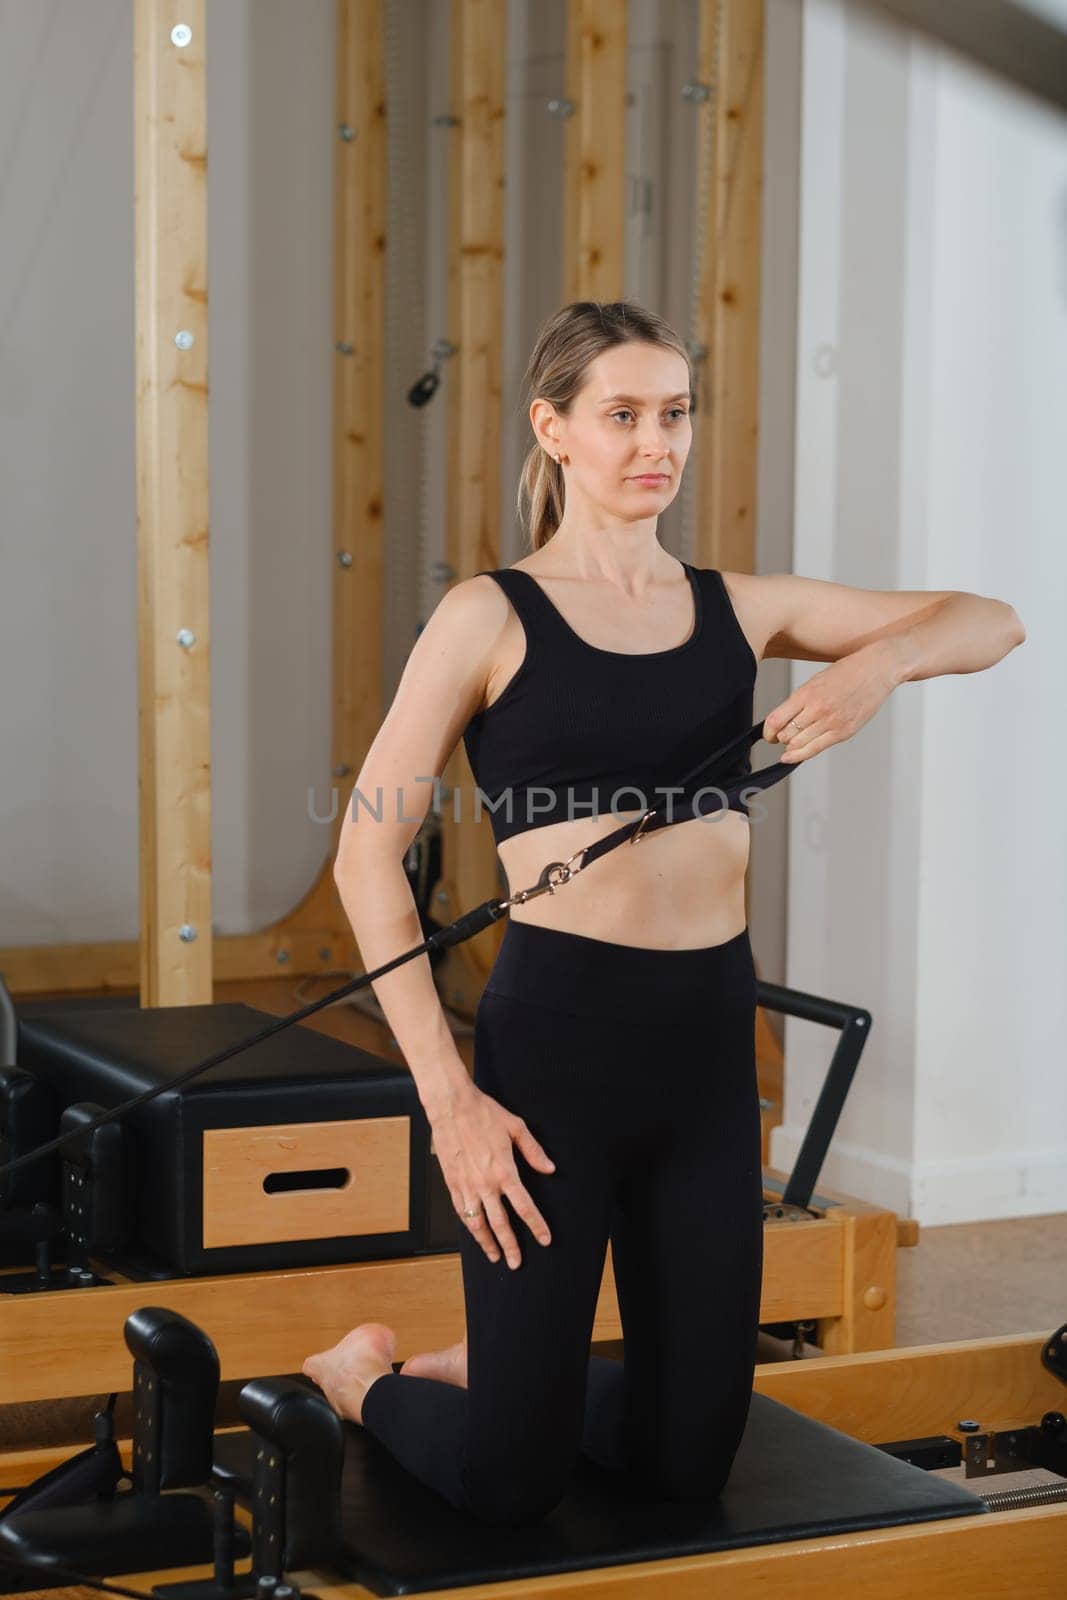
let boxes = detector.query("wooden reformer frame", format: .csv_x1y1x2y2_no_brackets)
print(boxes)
2,1331,1063,1598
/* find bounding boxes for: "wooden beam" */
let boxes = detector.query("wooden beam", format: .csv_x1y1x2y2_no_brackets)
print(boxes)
699,0,765,573
756,1328,1067,1438
0,861,359,996
332,1,387,861
435,0,510,1009
0,1185,911,1400
563,0,628,302
133,0,212,1006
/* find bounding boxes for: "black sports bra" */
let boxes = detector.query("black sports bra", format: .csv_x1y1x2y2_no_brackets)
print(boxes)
461,565,762,846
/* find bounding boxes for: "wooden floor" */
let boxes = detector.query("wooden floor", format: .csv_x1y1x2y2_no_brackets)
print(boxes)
894,1210,1066,1344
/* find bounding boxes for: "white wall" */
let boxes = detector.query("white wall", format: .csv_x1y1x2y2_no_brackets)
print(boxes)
0,2,141,944
0,0,336,945
773,0,1066,1223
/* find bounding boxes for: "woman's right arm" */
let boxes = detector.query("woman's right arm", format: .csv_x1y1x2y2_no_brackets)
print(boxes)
333,577,555,1268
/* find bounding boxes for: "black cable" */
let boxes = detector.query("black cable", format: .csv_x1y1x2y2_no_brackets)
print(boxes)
0,899,504,1183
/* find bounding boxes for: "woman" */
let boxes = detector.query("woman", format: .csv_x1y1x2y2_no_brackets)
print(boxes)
303,301,1025,1525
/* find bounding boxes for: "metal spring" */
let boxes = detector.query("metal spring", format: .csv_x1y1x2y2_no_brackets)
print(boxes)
979,1481,1067,1511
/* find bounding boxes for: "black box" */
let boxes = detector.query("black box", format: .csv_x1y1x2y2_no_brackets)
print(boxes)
14,1003,455,1277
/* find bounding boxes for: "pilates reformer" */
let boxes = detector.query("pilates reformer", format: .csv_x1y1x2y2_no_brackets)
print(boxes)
0,1305,1064,1598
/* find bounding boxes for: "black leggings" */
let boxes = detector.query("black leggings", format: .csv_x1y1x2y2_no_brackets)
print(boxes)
360,918,764,1526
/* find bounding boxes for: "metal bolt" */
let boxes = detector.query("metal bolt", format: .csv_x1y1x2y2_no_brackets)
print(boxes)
435,890,448,905
681,80,711,103
332,763,352,778
276,949,290,965
334,340,354,356
546,98,575,119
179,924,197,942
337,122,356,141
432,113,459,127
176,628,196,650
171,23,192,48
318,947,332,962
174,330,195,351
958,1419,981,1432
336,551,353,569
431,561,454,583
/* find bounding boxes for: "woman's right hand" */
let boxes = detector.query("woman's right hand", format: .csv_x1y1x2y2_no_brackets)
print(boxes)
429,1082,556,1269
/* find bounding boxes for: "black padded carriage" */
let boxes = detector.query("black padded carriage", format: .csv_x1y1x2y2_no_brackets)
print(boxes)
214,1379,986,1595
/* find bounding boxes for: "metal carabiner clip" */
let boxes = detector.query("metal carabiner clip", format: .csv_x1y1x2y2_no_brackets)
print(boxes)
502,846,588,908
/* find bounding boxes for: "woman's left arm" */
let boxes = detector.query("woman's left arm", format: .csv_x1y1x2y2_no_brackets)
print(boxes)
749,581,1027,765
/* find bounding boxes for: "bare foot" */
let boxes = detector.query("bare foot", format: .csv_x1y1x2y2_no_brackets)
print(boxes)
302,1322,397,1425
400,1336,469,1389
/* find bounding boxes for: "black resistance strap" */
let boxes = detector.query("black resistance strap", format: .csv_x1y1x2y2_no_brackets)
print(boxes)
0,719,795,1182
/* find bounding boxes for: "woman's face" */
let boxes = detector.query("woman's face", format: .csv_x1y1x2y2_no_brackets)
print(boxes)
533,342,693,524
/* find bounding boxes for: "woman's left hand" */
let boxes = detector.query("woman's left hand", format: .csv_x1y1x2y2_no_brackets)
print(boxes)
762,643,900,764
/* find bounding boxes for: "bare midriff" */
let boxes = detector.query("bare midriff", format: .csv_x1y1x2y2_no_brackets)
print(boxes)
497,806,750,951
479,563,759,953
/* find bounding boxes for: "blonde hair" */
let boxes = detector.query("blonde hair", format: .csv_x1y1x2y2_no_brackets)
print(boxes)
516,300,694,552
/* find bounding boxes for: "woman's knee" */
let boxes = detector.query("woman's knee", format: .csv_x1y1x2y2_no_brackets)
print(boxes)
650,1458,731,1503
460,1456,573,1527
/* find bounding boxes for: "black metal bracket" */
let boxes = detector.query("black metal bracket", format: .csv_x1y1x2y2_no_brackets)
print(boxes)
755,978,873,1212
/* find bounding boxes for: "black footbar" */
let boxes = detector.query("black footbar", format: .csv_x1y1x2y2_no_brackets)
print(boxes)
0,1309,245,1581
0,719,794,1187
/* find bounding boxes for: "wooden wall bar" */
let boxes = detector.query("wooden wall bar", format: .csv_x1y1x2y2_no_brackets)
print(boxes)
332,0,387,860
434,0,509,1008
133,0,212,1007
700,0,764,572
563,0,628,303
